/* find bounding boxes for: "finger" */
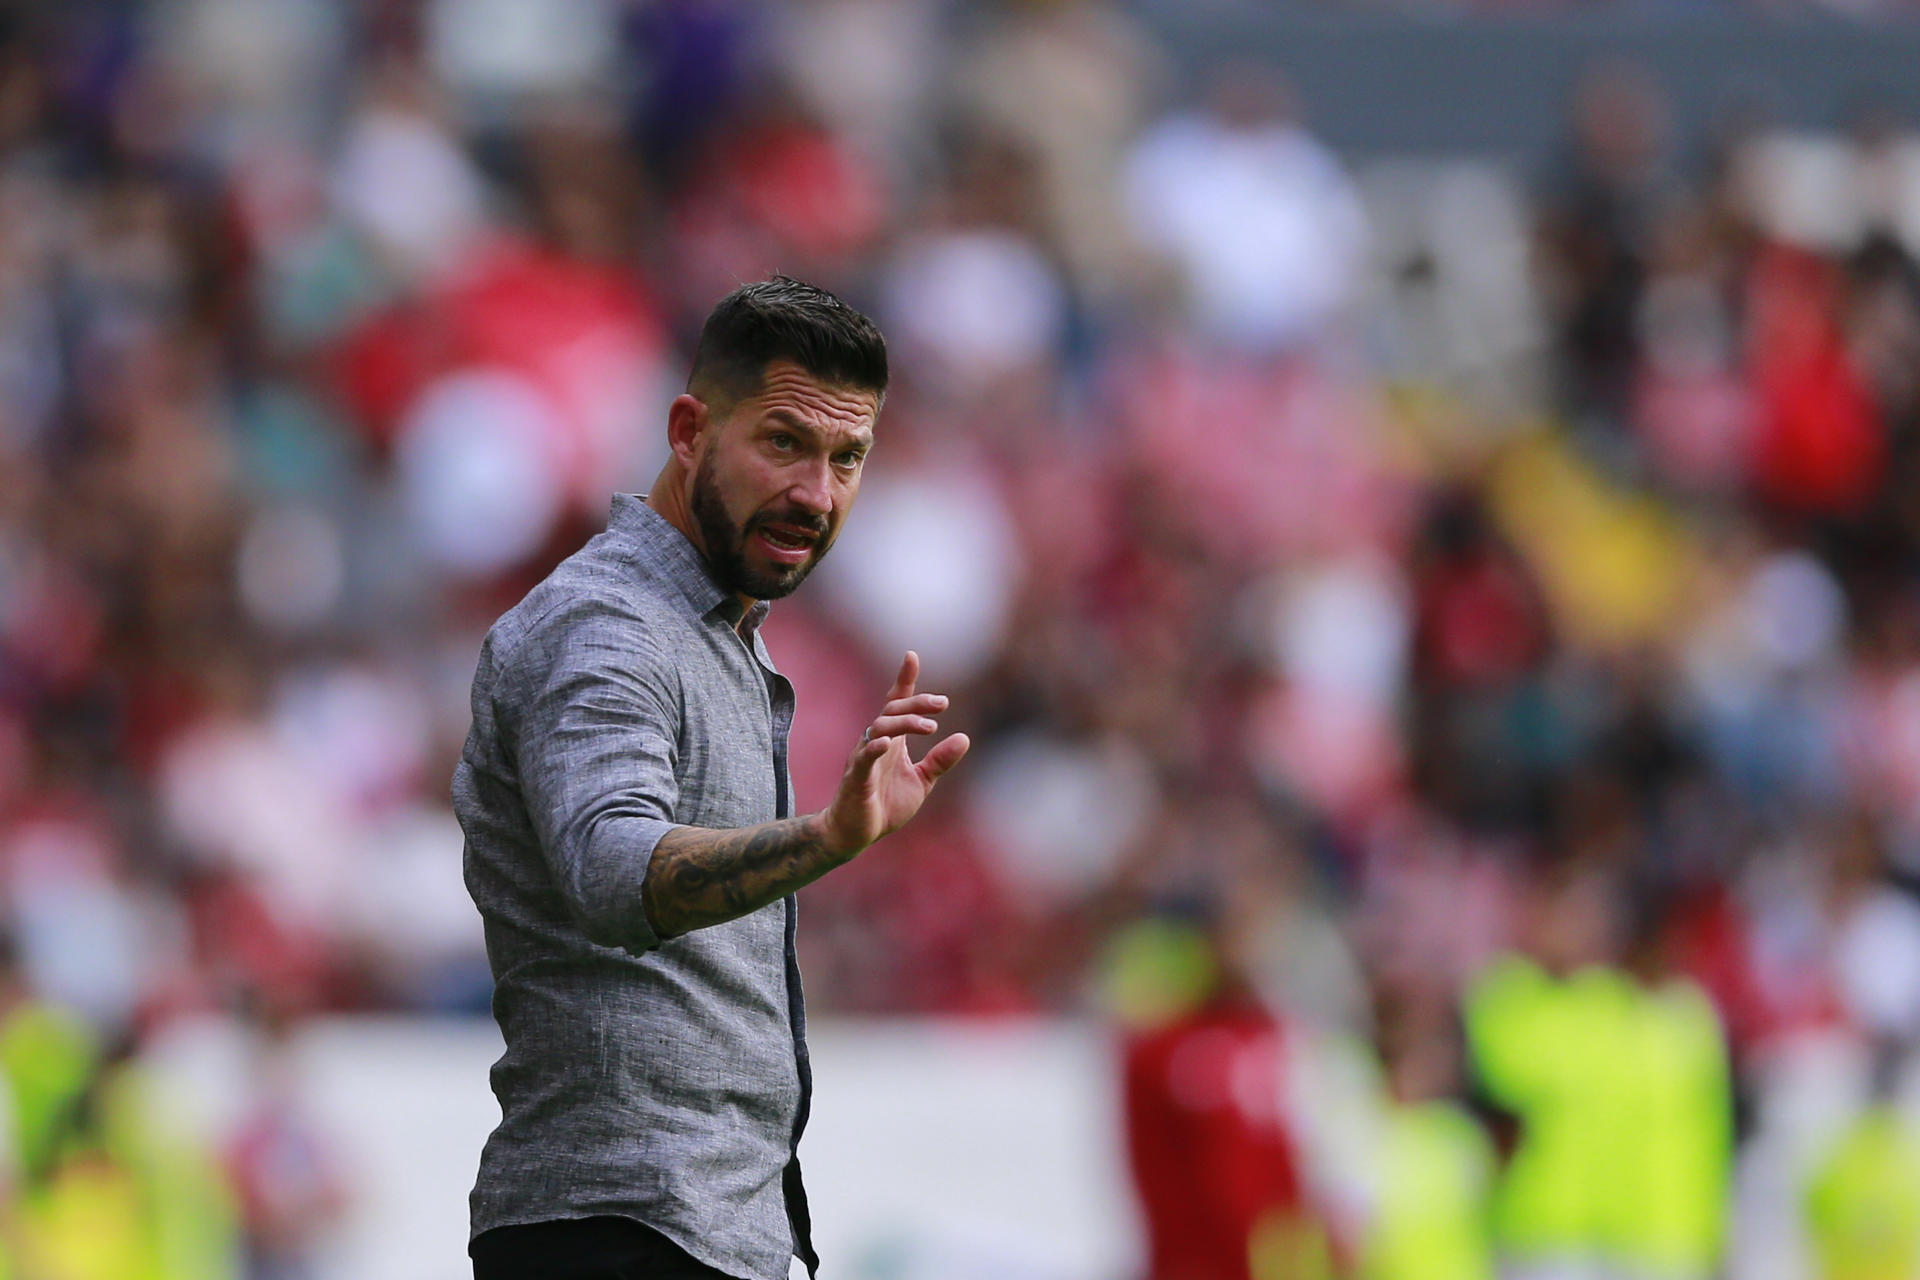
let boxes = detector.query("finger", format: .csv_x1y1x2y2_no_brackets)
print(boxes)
879,692,948,718
867,713,939,739
885,651,920,702
916,732,971,784
849,731,892,771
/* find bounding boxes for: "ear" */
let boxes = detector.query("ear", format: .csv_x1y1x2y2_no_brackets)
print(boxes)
666,394,710,468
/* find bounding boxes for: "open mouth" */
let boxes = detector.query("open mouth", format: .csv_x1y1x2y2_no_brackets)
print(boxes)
755,524,819,565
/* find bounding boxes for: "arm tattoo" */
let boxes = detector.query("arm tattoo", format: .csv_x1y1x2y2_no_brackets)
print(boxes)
643,816,849,940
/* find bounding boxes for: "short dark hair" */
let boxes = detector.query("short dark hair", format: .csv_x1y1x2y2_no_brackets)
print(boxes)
687,276,888,409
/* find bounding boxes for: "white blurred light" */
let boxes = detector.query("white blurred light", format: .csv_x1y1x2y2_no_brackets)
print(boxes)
881,230,1068,387
820,459,1023,684
427,0,616,96
1744,134,1864,253
1835,889,1920,1040
236,503,346,633
1744,550,1846,672
1269,556,1410,707
333,108,485,280
159,0,343,114
159,718,356,924
4,820,147,1030
774,0,938,160
272,662,431,815
348,804,486,971
1125,112,1367,350
396,369,566,579
967,731,1156,902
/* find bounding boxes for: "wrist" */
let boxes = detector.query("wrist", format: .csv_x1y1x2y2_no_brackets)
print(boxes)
811,810,868,864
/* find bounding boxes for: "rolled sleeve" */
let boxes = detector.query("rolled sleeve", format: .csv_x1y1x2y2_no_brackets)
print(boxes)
506,606,680,954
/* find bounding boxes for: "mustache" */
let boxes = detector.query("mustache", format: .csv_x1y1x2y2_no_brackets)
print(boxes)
747,509,830,538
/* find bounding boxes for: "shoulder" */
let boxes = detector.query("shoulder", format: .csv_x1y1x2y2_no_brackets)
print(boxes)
482,539,689,688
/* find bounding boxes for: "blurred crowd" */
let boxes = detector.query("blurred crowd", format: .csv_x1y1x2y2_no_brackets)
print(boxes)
3,0,1920,1278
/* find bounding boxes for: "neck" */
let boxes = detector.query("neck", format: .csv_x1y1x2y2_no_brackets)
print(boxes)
645,460,699,548
645,463,760,629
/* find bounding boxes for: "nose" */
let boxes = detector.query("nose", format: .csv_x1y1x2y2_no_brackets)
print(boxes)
787,459,833,517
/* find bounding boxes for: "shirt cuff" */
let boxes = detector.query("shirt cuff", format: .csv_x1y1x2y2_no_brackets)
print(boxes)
567,815,676,955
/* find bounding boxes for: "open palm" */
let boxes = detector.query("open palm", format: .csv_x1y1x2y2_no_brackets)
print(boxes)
823,651,970,856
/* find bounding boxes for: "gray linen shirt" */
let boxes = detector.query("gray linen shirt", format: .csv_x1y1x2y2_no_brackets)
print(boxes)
455,494,814,1280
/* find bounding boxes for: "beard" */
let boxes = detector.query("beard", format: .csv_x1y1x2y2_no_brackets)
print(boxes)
689,453,834,601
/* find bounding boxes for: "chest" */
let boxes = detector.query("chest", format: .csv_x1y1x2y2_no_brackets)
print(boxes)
672,629,795,829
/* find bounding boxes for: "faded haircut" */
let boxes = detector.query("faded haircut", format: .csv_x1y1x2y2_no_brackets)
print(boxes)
686,276,888,411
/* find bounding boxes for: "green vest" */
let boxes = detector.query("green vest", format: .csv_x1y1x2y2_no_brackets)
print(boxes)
1805,1107,1920,1280
0,1001,97,1182
1465,957,1730,1275
1466,958,1622,1257
17,1062,239,1280
1363,1100,1497,1280
1598,979,1730,1275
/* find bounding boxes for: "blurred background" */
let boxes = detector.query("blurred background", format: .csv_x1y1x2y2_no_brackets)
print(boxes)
7,0,1920,1278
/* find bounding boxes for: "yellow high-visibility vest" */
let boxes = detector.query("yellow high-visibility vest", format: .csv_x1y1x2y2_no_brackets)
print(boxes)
1805,1107,1920,1280
1363,1099,1497,1280
1466,957,1624,1256
1599,979,1731,1277
0,1002,97,1181
1465,956,1731,1276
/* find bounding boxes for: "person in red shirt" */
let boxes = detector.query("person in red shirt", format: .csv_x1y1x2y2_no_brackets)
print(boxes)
1119,910,1329,1280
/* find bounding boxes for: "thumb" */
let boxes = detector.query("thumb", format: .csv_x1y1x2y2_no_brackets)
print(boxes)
916,733,971,785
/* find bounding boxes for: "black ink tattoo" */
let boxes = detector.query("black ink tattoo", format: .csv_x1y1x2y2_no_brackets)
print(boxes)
643,816,849,939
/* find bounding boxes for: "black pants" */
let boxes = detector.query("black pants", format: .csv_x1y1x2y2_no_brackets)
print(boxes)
471,1216,737,1280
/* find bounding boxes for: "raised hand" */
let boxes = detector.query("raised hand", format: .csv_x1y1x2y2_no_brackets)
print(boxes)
642,651,970,937
822,651,970,857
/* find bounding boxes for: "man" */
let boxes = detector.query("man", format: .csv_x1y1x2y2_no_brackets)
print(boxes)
455,277,969,1280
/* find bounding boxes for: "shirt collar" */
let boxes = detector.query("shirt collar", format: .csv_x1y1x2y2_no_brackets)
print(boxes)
607,494,770,632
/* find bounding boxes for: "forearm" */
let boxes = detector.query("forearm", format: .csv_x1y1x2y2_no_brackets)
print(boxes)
641,813,855,939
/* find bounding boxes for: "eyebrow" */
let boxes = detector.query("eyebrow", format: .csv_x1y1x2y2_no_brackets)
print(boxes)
765,410,873,453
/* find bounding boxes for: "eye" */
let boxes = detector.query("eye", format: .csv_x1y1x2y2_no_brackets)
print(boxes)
768,432,798,453
834,450,865,470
